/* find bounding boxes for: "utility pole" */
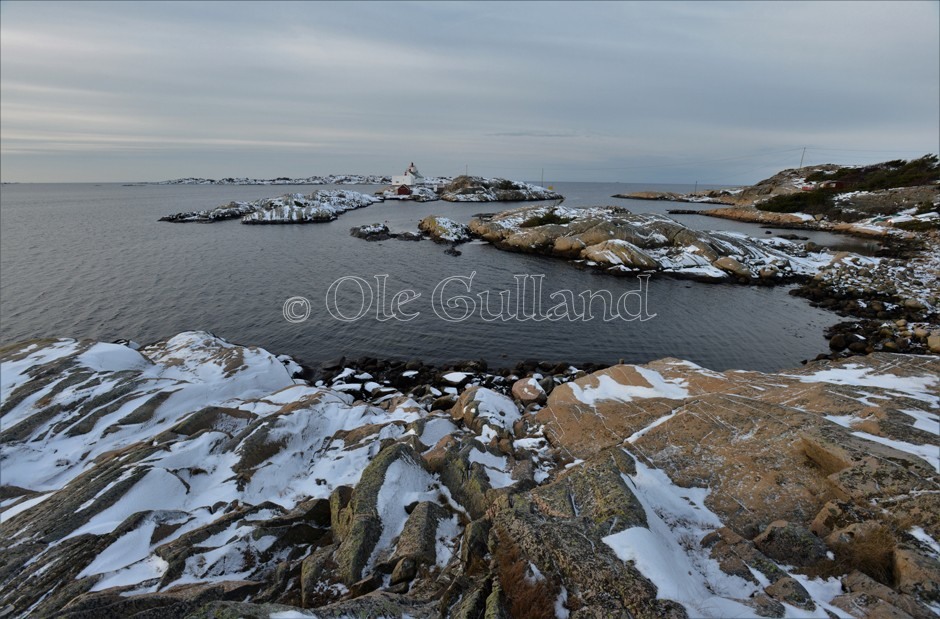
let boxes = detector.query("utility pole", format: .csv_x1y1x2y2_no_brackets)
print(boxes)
465,164,468,176
541,168,544,186
799,147,806,170
694,180,698,194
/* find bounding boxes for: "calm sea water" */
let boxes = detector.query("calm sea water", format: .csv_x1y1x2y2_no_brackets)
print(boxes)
0,182,863,371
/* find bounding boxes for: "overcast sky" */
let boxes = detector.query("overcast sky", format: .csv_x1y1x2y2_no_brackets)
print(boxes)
1,1,938,183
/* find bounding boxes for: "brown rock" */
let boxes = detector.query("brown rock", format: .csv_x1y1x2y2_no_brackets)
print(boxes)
753,520,827,567
894,546,940,602
510,377,546,405
842,570,936,619
764,576,816,611
713,256,752,278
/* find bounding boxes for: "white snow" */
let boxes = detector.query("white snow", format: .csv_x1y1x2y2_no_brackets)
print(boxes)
909,526,940,557
90,555,169,593
420,417,459,448
824,415,939,470
369,456,438,570
468,388,521,430
567,367,689,406
603,457,757,618
0,339,80,402
602,454,842,618
467,447,514,489
898,408,940,433
77,519,159,578
435,514,462,568
442,372,468,384
791,364,939,407
626,409,679,443
0,492,54,522
76,343,150,373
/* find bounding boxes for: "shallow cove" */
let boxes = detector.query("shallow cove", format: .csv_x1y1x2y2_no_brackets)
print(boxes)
0,182,842,372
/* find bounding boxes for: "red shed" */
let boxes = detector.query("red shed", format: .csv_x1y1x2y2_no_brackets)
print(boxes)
396,185,413,196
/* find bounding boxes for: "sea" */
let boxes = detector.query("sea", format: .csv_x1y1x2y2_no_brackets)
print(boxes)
0,181,879,372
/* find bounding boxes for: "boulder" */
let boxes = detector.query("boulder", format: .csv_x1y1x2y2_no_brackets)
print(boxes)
753,521,828,567
894,546,940,602
510,377,546,405
928,334,940,354
350,223,393,241
764,577,816,611
418,216,471,243
531,447,645,537
712,256,752,279
581,240,660,270
391,501,450,566
450,386,521,438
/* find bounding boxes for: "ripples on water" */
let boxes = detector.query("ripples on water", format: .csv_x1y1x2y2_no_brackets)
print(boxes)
0,182,858,371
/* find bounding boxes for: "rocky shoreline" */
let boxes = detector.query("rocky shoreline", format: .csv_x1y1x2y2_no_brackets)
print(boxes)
790,235,940,359
465,203,835,283
1,332,938,618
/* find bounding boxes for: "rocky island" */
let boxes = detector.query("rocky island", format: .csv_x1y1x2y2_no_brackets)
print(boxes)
437,176,562,203
160,191,383,224
1,332,938,618
467,204,831,282
159,174,394,186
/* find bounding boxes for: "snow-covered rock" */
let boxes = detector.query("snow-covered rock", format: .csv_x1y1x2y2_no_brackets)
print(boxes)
440,175,562,202
160,190,381,223
469,204,832,281
159,174,393,185
418,215,471,243
3,335,937,617
241,191,382,224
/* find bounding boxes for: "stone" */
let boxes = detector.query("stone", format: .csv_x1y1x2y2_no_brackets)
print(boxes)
927,335,940,354
389,557,417,585
329,486,354,542
810,501,872,538
841,570,936,619
830,592,916,619
392,501,449,566
581,240,660,270
510,377,546,405
894,546,940,602
713,256,752,279
753,521,828,567
764,576,816,611
531,447,645,537
418,216,471,244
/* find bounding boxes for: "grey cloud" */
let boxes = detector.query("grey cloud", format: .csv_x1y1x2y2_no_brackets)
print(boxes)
1,1,937,182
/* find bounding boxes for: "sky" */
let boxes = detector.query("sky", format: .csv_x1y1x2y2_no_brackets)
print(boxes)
1,1,938,184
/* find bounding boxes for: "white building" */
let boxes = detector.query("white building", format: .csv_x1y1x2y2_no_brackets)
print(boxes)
391,162,425,187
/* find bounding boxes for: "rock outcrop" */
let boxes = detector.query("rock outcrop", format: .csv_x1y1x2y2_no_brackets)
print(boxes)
440,176,562,202
417,216,471,243
468,204,832,281
2,336,938,618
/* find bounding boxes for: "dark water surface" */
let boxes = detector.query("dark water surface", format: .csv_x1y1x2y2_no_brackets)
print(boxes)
1,182,853,371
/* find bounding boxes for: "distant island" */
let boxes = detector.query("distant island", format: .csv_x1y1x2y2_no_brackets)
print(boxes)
158,174,396,185
158,171,563,224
